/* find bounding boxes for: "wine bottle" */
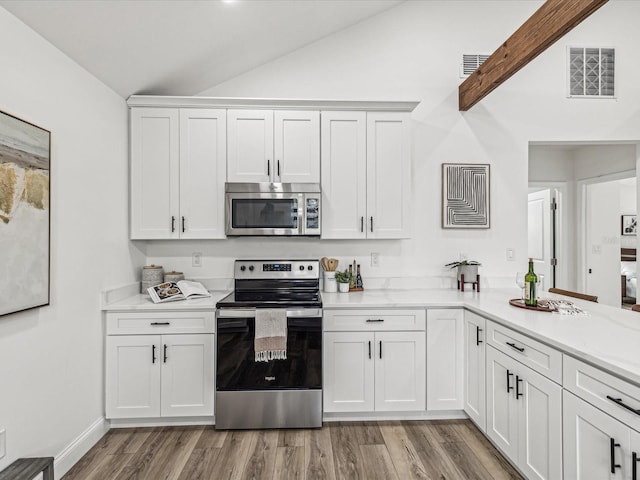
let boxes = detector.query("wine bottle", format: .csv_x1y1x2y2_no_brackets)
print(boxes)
524,258,538,306
348,265,354,289
356,264,363,289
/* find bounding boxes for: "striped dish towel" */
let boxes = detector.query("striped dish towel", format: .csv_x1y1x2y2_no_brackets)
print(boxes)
255,309,287,362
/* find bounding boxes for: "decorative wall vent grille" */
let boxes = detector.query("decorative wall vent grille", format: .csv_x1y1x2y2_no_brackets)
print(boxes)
460,54,490,78
568,47,615,97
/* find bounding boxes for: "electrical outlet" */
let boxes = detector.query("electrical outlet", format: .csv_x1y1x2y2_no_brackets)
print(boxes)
0,429,6,459
371,252,380,267
506,248,515,261
192,252,202,267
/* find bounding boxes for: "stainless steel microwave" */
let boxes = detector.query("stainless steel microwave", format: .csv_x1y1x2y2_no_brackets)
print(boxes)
225,183,321,236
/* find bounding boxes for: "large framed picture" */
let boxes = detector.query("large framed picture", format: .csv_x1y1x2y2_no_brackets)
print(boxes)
442,163,490,229
621,214,637,236
0,110,51,316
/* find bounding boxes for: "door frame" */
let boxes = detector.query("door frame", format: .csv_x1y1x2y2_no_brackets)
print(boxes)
528,182,568,290
577,170,635,294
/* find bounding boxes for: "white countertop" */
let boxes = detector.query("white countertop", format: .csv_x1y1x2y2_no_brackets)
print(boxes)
103,286,640,387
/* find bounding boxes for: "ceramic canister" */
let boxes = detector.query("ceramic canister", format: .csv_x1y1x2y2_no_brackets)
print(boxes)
141,265,164,293
323,271,337,293
164,271,185,283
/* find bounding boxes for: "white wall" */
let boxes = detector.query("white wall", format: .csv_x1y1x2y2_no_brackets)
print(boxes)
145,0,640,288
0,7,140,475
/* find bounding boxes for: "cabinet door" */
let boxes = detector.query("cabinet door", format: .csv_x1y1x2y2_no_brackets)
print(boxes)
274,111,319,183
160,334,214,417
631,431,640,480
427,309,464,411
518,365,562,480
323,331,375,412
486,345,519,462
366,112,411,239
179,109,226,239
464,311,486,431
320,111,367,239
106,335,161,418
227,109,274,182
130,107,180,239
563,390,630,480
375,331,426,411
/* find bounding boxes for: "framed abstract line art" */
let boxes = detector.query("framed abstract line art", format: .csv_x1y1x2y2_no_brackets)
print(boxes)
621,215,637,236
442,163,490,229
0,110,51,316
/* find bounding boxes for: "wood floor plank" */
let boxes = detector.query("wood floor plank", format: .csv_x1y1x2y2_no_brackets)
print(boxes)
273,446,304,480
304,427,336,480
61,420,524,480
404,421,468,479
329,422,366,480
207,430,257,480
452,422,523,480
195,426,228,450
377,421,429,480
241,430,279,480
359,444,400,480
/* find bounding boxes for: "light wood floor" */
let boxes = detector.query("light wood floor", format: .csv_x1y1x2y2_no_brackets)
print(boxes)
62,420,523,480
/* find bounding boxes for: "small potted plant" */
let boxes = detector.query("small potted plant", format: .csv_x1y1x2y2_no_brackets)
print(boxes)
334,269,353,293
445,260,481,281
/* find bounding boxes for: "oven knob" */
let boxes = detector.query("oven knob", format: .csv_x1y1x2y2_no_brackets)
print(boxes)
249,265,254,272
299,265,305,271
307,265,313,271
240,265,246,272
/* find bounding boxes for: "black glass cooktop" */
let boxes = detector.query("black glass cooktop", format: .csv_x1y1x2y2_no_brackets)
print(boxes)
216,290,321,309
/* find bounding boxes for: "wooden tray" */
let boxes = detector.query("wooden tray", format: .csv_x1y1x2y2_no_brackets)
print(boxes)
509,298,556,312
349,287,364,292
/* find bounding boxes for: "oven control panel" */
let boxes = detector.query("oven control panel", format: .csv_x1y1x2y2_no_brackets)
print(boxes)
235,260,319,279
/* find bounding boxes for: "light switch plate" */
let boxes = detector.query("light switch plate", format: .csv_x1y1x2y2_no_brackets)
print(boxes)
192,252,202,267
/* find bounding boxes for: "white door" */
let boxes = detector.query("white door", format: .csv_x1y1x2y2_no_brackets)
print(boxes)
517,365,563,480
227,109,274,182
320,111,367,239
486,346,519,462
106,335,161,418
179,109,227,239
585,180,622,306
464,311,486,431
366,112,411,239
160,334,214,417
130,107,180,239
528,188,551,290
426,309,464,411
323,331,375,413
375,331,426,411
563,390,629,479
274,111,319,183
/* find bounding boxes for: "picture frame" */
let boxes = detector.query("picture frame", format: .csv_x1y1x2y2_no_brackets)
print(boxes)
442,163,490,229
621,214,637,236
0,109,51,316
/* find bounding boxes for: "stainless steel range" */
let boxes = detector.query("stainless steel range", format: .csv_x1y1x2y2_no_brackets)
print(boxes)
215,259,322,430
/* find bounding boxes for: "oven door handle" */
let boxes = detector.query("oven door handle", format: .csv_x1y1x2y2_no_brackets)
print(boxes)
217,308,323,319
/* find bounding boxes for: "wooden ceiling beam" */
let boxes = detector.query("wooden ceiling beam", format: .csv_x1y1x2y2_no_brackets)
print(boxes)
458,0,609,111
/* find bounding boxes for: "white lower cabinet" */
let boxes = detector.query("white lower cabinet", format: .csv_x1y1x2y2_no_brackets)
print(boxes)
105,311,215,420
426,308,464,411
323,309,426,413
486,345,562,480
463,310,486,431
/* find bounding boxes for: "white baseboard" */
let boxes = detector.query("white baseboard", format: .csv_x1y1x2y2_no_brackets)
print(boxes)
54,416,109,480
322,410,468,422
109,416,215,428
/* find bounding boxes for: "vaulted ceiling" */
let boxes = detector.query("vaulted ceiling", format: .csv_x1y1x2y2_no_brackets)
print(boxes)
0,0,403,98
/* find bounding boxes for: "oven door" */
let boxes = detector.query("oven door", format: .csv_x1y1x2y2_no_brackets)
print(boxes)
225,192,303,236
216,309,322,391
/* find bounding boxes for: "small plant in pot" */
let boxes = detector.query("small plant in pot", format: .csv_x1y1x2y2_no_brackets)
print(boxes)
445,260,481,281
334,269,353,293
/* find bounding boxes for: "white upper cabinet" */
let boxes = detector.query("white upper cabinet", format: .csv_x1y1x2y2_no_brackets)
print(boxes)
227,109,319,183
130,107,226,239
321,111,411,239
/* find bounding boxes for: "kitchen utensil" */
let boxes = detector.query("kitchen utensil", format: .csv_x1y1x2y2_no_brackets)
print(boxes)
321,257,330,271
328,258,338,271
